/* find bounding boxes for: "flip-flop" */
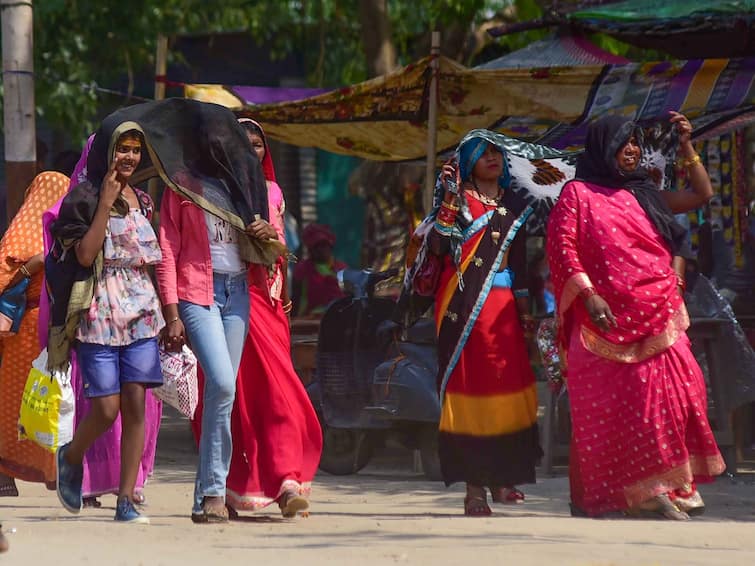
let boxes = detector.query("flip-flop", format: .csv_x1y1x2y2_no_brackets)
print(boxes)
464,495,492,517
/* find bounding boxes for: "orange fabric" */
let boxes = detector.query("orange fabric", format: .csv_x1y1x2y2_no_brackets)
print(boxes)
439,384,538,437
0,172,69,483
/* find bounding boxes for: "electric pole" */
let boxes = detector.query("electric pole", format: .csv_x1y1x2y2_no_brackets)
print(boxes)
2,0,36,225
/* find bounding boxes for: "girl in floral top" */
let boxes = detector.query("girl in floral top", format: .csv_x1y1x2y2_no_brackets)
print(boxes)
51,129,163,525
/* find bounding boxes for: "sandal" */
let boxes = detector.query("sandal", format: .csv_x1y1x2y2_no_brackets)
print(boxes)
673,491,705,516
132,491,147,506
82,497,102,508
491,486,525,504
0,474,18,498
464,495,492,517
191,496,229,524
626,494,689,521
278,489,309,518
226,505,239,521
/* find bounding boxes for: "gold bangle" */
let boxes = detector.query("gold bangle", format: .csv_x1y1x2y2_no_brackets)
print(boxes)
19,265,31,278
683,154,702,169
441,200,460,211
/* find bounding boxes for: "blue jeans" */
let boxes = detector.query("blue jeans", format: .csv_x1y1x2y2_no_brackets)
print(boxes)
179,271,249,513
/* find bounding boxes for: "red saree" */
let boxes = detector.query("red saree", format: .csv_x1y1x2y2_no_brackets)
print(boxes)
434,195,541,488
191,179,322,511
547,181,725,516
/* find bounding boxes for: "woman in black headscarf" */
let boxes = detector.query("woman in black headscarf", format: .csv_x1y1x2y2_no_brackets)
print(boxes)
547,112,723,520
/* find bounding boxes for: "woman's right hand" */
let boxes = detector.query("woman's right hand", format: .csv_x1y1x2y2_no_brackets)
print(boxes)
440,159,460,199
99,157,125,211
584,294,617,332
162,318,186,353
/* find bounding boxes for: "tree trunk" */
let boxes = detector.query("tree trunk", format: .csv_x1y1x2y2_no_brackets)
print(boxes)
357,0,397,77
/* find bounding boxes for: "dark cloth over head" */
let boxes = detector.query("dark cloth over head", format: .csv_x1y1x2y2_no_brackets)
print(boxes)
575,115,689,256
86,98,269,224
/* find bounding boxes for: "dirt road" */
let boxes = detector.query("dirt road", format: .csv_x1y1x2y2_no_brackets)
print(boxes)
1,412,754,565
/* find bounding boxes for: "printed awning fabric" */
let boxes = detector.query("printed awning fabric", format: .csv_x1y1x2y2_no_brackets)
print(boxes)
185,55,755,161
565,0,755,58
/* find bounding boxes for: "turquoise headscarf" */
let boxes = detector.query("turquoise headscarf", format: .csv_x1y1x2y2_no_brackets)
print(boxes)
457,136,511,187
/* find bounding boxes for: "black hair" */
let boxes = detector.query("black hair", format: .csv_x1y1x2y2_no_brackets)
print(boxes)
118,129,145,143
239,121,264,139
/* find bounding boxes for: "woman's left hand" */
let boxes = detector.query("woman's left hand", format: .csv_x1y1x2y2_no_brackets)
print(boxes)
245,219,278,241
7,253,44,287
669,111,693,145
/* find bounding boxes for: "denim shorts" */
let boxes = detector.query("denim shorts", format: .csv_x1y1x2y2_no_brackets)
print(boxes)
77,337,163,398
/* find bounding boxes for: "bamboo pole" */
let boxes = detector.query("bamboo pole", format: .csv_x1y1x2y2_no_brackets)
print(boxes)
154,35,168,100
2,0,36,225
423,31,441,215
149,35,168,206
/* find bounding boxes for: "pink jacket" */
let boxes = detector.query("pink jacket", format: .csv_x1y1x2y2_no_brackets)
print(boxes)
155,189,216,307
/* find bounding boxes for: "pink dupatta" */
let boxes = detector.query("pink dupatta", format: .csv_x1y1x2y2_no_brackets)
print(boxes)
548,180,688,364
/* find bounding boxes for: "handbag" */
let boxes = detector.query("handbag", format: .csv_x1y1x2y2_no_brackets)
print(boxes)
413,253,442,297
18,348,75,453
154,345,199,419
0,277,30,336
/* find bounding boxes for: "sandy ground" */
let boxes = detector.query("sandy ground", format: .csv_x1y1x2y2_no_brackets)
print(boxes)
1,410,755,566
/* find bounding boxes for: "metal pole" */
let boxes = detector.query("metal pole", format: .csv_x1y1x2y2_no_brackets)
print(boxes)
2,0,36,225
423,31,441,215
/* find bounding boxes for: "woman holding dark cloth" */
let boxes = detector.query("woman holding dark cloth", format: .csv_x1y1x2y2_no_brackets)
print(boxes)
546,112,723,519
155,118,280,524
50,129,164,525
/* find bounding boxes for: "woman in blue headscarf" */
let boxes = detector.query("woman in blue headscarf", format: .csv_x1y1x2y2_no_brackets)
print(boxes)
417,130,557,516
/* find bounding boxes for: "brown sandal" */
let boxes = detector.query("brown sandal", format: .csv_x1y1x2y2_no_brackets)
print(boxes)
278,490,309,518
191,496,229,524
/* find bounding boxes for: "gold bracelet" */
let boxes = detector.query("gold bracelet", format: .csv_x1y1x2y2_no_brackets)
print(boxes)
441,200,460,211
683,154,702,169
19,265,31,278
